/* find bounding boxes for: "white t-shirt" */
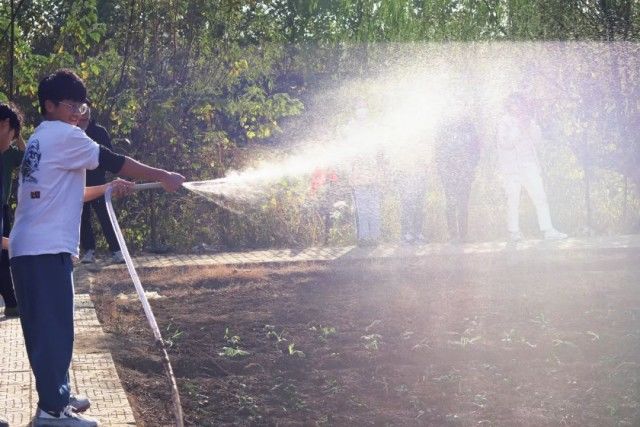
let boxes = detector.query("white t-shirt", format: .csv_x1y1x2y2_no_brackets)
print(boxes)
496,114,542,175
10,120,100,258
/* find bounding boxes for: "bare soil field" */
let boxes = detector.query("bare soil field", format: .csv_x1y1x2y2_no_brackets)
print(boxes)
92,249,640,426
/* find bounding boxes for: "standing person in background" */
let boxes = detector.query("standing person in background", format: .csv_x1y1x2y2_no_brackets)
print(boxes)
309,165,340,244
0,104,24,426
78,106,125,264
395,145,428,244
435,116,481,243
0,102,23,426
348,101,385,246
497,93,567,242
0,103,24,318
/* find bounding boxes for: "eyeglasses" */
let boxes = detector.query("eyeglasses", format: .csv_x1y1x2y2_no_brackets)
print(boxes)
59,101,89,115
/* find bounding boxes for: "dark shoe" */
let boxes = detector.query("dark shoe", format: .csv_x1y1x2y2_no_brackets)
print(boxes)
80,250,95,264
4,306,19,318
0,415,9,427
33,406,97,426
69,394,91,413
509,231,524,243
110,251,126,264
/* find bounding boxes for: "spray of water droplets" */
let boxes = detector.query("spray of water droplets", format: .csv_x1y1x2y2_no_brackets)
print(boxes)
182,42,639,230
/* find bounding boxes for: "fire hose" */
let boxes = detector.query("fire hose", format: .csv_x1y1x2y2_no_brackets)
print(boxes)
105,182,184,426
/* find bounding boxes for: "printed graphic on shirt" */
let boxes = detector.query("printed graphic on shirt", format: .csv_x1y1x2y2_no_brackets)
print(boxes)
22,140,41,184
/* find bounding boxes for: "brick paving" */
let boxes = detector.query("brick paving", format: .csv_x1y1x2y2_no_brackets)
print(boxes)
2,234,639,426
103,234,640,270
0,270,136,426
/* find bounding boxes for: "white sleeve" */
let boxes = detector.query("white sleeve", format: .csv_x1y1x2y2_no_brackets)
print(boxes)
59,126,100,171
530,121,544,145
496,117,512,150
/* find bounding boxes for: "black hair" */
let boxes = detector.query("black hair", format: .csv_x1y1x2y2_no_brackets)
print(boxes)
0,102,23,135
37,68,87,116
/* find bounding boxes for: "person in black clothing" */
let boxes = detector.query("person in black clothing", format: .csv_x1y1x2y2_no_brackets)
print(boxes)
78,107,124,263
435,116,481,243
0,102,22,317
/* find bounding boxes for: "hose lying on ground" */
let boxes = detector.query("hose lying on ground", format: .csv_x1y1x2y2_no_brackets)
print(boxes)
105,184,184,427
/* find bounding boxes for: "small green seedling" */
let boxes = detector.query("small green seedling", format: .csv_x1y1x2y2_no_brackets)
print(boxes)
288,343,305,358
362,334,382,351
224,327,241,346
219,347,250,358
219,327,250,358
310,324,337,342
264,325,288,343
164,322,184,349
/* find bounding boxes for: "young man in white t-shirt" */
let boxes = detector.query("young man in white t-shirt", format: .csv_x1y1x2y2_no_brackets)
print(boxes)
10,69,185,427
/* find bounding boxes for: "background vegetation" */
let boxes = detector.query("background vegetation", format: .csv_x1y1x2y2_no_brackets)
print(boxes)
1,0,638,251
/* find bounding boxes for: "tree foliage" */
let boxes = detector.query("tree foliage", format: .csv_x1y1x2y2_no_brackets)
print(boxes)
0,0,638,249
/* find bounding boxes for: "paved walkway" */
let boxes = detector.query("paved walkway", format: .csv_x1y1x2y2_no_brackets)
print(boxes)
2,234,639,426
103,234,640,270
0,268,136,426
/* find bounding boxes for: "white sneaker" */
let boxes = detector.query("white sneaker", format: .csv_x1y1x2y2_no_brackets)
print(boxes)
34,406,98,426
111,251,125,264
80,250,95,264
70,394,91,413
544,229,568,240
509,231,524,242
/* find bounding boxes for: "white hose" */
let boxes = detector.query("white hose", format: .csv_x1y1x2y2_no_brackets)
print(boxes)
105,185,184,426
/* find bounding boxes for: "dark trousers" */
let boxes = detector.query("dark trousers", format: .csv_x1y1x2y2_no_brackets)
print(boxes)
400,191,425,237
314,192,337,244
443,182,472,241
11,253,75,412
0,205,17,308
80,196,120,252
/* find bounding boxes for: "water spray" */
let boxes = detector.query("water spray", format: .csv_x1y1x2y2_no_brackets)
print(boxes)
133,179,268,214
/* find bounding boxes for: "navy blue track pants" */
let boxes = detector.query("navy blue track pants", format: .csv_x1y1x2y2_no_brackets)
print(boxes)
11,253,74,413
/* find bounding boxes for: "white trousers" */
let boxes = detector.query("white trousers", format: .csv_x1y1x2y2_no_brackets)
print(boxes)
353,185,382,242
503,164,553,233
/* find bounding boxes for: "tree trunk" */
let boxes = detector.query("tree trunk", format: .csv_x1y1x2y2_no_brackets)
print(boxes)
8,0,15,100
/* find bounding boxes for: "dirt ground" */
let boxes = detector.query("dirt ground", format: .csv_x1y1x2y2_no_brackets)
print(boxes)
92,249,640,426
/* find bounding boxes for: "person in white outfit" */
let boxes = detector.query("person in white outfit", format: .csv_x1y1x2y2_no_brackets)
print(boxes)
497,93,567,242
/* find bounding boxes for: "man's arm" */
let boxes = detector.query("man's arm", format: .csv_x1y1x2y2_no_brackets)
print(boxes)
117,157,185,192
84,184,109,202
84,178,135,202
98,146,185,192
